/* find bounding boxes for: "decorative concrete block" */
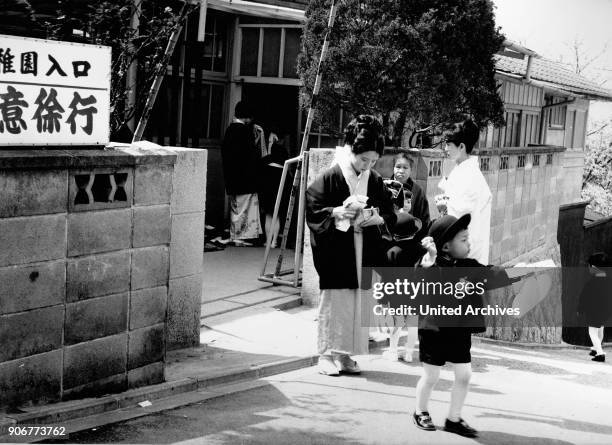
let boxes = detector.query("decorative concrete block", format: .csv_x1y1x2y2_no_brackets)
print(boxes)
130,286,168,330
0,350,62,407
133,205,171,248
0,260,65,315
67,209,131,257
0,214,66,267
66,251,130,302
169,148,207,215
0,170,67,218
170,212,204,279
127,362,164,389
131,246,169,290
63,334,128,389
134,165,173,206
65,293,128,345
128,324,165,370
68,169,133,213
167,275,202,350
0,306,63,363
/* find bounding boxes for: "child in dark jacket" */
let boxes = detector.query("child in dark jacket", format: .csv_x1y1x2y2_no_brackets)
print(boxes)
413,214,509,438
577,252,612,362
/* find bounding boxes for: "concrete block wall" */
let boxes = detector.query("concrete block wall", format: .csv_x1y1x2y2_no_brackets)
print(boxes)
165,148,207,350
0,148,176,408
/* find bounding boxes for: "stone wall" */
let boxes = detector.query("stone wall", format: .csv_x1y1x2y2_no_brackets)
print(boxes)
0,148,178,408
166,148,207,350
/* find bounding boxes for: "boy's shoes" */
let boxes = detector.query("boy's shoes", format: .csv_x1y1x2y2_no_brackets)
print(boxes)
334,355,361,374
317,356,340,376
589,349,597,357
444,418,478,438
413,411,436,431
592,354,606,362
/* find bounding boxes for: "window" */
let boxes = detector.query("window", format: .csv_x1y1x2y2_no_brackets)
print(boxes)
184,11,228,73
546,96,567,129
533,154,540,167
504,111,521,147
517,154,526,168
546,154,553,165
479,157,490,172
299,108,348,149
239,25,302,79
428,160,442,177
500,156,509,170
181,81,225,144
523,113,540,146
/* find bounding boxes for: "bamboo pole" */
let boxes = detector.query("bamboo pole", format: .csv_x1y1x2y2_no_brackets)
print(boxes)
132,2,191,143
260,0,339,286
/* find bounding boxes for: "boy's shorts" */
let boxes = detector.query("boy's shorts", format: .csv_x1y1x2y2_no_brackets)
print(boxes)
418,329,472,366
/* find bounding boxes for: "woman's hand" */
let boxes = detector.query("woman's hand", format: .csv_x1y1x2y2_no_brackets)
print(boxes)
333,206,357,220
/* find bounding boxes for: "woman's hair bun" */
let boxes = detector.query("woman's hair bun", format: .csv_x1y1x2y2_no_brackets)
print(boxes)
343,114,385,156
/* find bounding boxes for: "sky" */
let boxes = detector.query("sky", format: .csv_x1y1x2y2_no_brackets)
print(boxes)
493,0,612,124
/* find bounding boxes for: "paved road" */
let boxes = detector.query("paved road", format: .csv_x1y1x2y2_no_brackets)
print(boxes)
46,343,612,445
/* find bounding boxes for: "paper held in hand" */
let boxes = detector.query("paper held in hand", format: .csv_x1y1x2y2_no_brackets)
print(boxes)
335,194,369,232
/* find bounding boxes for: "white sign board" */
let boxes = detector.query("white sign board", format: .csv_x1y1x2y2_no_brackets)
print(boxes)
0,35,111,146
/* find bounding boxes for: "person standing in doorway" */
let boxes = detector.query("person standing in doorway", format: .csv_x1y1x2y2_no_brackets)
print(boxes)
436,118,492,264
221,101,264,246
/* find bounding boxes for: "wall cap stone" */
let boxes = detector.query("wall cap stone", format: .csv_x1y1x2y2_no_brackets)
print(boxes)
559,200,590,211
0,146,176,170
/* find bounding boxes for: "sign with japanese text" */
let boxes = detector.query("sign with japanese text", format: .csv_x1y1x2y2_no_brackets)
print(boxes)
0,34,111,146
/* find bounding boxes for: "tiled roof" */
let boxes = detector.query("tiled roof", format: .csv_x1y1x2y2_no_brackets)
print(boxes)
495,53,612,101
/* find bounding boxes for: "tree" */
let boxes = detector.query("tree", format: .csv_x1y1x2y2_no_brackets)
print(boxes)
297,0,506,145
26,0,195,140
582,118,612,217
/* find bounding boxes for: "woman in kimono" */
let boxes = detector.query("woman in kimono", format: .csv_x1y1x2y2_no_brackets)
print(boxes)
306,115,396,376
221,101,263,245
436,119,491,264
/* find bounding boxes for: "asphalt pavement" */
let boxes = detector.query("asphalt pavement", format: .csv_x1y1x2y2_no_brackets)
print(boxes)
46,342,612,445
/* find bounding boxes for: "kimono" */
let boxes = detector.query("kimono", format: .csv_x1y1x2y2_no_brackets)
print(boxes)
438,156,492,265
221,120,263,240
306,158,396,355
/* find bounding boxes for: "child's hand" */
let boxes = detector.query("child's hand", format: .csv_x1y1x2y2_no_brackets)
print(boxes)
421,236,437,256
387,246,402,263
434,194,449,215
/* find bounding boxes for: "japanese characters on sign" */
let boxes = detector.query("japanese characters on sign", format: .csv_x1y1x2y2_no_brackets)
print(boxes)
0,34,111,146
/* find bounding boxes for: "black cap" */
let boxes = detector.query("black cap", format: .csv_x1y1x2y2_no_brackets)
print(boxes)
428,214,471,249
393,213,422,241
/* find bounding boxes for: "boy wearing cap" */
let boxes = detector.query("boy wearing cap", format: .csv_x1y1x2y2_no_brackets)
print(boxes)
413,214,509,438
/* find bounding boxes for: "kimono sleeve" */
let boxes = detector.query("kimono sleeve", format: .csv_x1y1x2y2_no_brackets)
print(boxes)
306,173,336,236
